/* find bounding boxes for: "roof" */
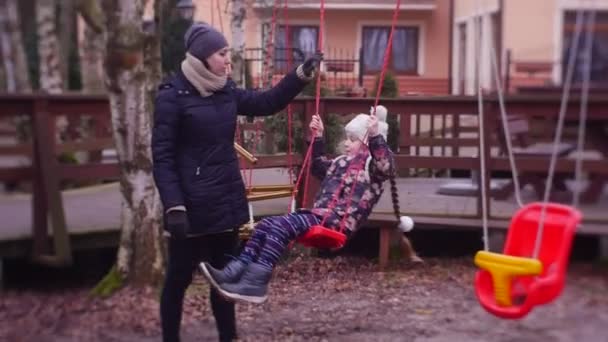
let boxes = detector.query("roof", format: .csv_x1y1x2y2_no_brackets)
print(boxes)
253,0,436,11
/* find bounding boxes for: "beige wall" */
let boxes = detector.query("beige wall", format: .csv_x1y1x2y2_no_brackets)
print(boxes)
504,0,556,62
194,0,232,41
185,1,452,94
454,0,499,19
453,0,608,92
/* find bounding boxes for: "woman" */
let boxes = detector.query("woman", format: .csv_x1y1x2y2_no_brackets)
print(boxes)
152,23,321,342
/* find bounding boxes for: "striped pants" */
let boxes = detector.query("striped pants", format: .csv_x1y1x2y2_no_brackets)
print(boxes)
239,212,320,269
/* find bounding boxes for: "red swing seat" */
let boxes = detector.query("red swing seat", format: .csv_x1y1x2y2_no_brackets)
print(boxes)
475,202,581,319
297,225,347,249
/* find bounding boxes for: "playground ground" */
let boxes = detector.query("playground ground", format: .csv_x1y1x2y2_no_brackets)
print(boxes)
1,254,607,342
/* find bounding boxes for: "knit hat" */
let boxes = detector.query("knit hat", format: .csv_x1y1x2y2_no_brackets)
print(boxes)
344,105,389,142
184,22,229,62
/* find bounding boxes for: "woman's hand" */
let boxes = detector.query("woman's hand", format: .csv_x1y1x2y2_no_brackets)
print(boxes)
302,51,324,77
309,114,324,138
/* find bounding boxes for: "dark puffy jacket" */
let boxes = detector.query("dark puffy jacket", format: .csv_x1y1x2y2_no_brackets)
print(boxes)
152,69,308,235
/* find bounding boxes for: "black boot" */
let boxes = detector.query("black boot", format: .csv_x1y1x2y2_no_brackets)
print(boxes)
216,263,273,304
200,258,248,290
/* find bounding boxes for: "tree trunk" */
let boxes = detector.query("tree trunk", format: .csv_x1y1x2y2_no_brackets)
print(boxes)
59,0,74,87
0,36,5,91
102,0,165,287
0,0,32,92
77,17,105,92
230,0,246,87
36,0,64,93
76,0,105,93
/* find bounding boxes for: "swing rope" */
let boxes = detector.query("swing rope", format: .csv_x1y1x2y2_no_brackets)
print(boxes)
573,10,596,208
283,0,295,193
300,0,326,207
533,9,588,258
477,33,490,252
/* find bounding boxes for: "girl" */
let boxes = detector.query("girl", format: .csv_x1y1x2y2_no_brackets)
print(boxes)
200,105,418,304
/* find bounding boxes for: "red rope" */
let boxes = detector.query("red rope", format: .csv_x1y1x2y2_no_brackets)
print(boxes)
284,0,294,186
301,0,325,206
372,0,401,112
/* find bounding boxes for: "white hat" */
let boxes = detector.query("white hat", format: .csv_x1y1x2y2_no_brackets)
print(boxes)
344,105,389,142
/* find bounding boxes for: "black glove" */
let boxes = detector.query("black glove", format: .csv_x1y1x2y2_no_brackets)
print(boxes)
302,51,324,77
166,210,189,239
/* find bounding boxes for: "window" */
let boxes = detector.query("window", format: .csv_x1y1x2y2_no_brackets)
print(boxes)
563,11,608,85
361,26,419,74
273,25,319,73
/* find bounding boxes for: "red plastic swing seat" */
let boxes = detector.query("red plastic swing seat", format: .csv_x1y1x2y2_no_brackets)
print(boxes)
475,202,581,319
298,225,347,249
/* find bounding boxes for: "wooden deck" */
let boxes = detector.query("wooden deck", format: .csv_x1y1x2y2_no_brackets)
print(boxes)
2,170,606,258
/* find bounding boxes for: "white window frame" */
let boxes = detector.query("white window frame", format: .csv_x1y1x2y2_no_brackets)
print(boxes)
452,5,500,95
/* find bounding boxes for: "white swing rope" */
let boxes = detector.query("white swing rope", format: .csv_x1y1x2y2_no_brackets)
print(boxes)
533,9,591,259
476,19,490,251
573,10,596,208
488,25,523,209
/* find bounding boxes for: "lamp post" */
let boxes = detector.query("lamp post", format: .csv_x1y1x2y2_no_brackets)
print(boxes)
176,0,195,21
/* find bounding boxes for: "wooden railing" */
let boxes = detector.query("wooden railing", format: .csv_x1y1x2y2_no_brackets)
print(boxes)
1,93,608,265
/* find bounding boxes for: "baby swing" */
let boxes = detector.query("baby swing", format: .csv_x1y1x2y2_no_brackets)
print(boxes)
472,9,592,319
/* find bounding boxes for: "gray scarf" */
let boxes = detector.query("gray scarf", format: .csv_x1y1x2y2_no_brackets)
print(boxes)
181,52,227,97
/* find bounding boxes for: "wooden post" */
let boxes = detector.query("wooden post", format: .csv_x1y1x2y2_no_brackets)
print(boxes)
452,113,461,157
379,225,390,270
600,237,608,261
476,102,492,219
0,258,4,291
31,98,72,266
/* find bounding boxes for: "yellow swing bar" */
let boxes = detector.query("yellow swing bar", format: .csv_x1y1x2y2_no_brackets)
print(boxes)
474,251,543,306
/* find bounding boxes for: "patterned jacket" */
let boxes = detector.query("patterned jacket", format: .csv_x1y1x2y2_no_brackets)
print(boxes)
309,135,395,237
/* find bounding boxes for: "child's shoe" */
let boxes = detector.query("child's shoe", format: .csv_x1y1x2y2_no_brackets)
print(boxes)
200,258,248,289
215,262,272,304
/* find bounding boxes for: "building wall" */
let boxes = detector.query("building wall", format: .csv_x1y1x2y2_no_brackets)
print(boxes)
187,1,451,95
453,0,608,94
246,4,452,95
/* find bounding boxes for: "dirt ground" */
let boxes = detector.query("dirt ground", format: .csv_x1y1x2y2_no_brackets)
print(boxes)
1,256,607,342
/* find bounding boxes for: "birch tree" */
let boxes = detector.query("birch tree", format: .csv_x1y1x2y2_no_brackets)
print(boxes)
104,0,165,287
59,0,74,86
36,0,64,93
77,16,105,93
0,0,32,92
230,0,246,87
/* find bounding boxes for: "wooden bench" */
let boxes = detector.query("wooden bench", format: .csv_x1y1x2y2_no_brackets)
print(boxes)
494,115,575,200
